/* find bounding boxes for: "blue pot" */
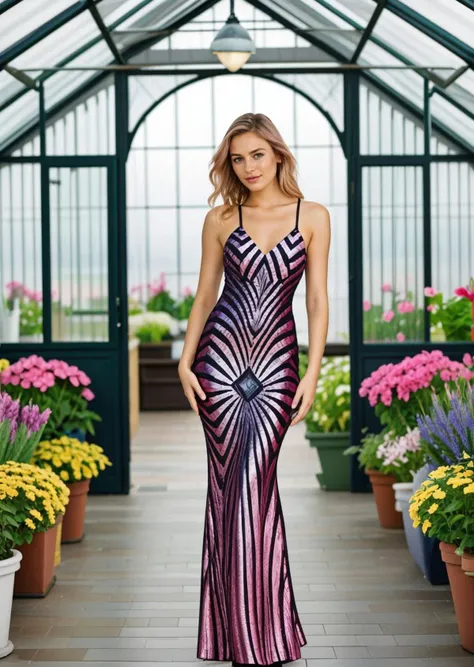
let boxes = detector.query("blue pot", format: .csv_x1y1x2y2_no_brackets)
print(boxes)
394,463,448,585
63,428,86,443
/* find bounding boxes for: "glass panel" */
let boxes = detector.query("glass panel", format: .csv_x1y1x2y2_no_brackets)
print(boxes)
8,11,102,70
0,0,77,52
0,89,39,154
46,77,115,155
362,166,424,344
128,74,195,133
430,161,474,343
371,5,465,74
431,91,474,150
275,73,344,132
397,0,474,46
0,162,42,344
0,70,25,107
50,167,109,342
360,82,424,155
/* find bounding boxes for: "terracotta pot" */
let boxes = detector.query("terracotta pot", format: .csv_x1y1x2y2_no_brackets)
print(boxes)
54,514,63,567
61,479,90,543
14,522,59,598
462,552,474,578
365,468,403,529
440,542,474,653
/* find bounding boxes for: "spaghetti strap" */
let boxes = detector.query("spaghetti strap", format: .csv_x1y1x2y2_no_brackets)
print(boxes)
295,197,301,230
238,203,243,228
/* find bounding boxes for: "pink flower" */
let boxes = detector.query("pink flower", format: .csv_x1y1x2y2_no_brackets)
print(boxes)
81,388,95,401
383,310,395,322
397,300,415,314
182,286,194,297
454,277,474,302
396,332,406,342
382,283,392,292
427,304,437,313
463,353,473,367
363,300,372,311
424,286,438,297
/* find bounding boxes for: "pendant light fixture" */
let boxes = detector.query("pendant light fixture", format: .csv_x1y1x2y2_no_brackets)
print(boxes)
210,0,256,72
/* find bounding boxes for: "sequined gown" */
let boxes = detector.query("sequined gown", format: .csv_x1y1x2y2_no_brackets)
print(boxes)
191,198,307,665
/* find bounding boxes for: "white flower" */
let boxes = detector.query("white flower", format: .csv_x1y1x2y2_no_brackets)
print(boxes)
335,384,351,396
129,311,179,336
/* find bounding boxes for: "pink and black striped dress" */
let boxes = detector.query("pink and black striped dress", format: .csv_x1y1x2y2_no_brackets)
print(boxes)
192,197,307,665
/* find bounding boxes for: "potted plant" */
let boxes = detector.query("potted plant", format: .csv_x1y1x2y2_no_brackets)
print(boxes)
146,272,176,316
409,455,474,652
405,378,474,584
304,356,351,490
174,286,195,333
425,283,473,342
0,281,22,343
0,462,69,602
345,429,421,528
0,390,69,601
31,436,112,543
0,355,102,442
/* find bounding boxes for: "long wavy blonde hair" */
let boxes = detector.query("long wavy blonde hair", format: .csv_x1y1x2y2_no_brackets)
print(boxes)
208,113,303,223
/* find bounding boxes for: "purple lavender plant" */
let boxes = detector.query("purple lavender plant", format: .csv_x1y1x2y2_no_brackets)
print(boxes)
0,391,51,463
416,379,474,466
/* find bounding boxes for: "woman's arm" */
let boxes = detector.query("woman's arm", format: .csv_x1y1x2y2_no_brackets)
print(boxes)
178,206,225,415
290,202,331,426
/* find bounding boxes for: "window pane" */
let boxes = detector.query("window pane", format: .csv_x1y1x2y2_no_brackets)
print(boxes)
430,161,474,343
50,167,109,342
362,166,425,344
0,0,77,52
0,163,43,343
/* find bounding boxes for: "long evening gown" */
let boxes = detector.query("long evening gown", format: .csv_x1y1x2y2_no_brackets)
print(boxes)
191,197,307,665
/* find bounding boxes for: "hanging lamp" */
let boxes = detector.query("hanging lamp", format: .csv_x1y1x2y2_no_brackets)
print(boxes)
210,0,256,72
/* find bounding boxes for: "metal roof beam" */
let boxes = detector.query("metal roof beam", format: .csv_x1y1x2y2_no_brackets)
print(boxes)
4,64,36,88
455,0,474,9
0,0,103,70
0,0,23,16
351,0,387,63
87,0,124,64
384,0,474,66
0,0,156,112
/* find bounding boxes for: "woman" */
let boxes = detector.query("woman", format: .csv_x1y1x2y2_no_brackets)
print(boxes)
179,112,331,666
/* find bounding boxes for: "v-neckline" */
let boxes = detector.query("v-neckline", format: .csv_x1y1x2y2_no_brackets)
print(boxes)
241,227,298,258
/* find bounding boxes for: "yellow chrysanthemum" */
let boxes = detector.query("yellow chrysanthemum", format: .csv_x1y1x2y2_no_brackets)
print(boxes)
464,483,474,494
29,509,43,521
429,468,448,479
24,518,36,530
412,516,421,528
422,519,432,534
432,489,446,500
427,503,439,514
462,451,471,460
60,470,69,481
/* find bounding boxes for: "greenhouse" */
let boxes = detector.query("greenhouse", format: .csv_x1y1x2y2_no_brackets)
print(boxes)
0,0,474,663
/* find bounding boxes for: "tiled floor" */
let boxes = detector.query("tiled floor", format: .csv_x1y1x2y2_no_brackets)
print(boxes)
5,411,472,665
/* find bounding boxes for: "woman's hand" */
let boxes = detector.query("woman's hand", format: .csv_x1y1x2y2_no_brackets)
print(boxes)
178,363,206,416
290,374,318,427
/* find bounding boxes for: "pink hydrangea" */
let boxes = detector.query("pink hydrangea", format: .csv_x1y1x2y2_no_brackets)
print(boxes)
363,300,372,311
383,310,395,323
382,283,392,292
0,355,93,399
359,349,474,407
424,286,438,297
397,300,415,314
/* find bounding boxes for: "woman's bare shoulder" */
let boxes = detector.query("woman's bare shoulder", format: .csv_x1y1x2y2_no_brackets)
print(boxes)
301,199,330,222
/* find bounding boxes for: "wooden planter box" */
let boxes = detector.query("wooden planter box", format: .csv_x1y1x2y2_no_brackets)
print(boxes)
139,343,189,410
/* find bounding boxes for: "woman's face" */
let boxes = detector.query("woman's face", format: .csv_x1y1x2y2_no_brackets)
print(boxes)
229,131,280,191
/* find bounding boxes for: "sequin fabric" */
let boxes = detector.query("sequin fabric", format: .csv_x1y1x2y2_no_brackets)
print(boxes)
191,198,307,665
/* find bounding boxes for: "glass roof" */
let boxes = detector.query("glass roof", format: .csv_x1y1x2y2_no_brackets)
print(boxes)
0,0,473,152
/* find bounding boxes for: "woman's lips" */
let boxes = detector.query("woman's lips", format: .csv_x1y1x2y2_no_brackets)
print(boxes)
246,175,260,182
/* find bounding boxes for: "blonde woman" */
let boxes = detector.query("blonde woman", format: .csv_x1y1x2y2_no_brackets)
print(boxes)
179,113,331,666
